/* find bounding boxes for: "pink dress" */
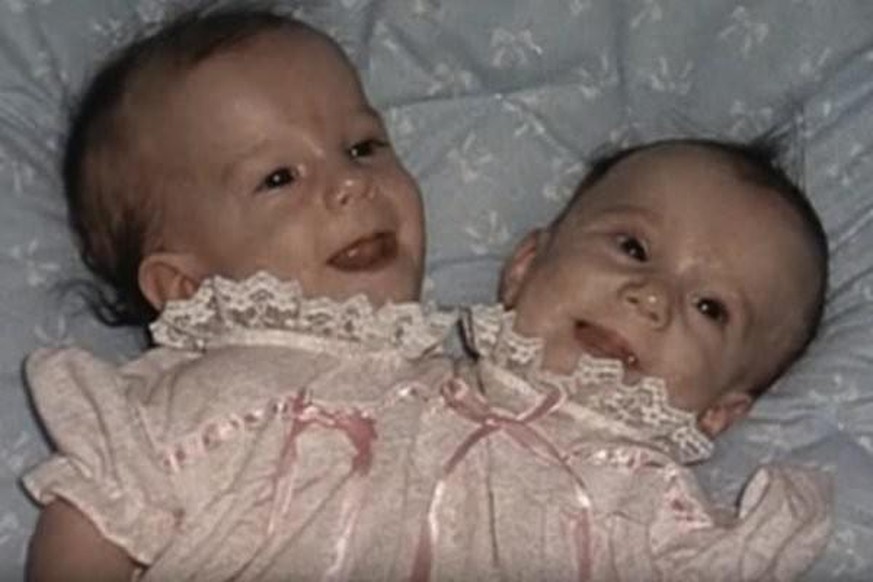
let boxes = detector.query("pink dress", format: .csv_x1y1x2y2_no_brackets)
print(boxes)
455,304,832,581
23,274,831,581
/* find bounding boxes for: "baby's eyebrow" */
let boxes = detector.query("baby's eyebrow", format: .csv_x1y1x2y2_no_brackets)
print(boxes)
723,276,755,337
362,105,380,119
589,203,661,225
355,106,386,129
221,139,272,188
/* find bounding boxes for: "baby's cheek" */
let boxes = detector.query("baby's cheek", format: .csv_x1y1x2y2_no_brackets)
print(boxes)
665,362,713,413
539,327,584,375
544,347,582,375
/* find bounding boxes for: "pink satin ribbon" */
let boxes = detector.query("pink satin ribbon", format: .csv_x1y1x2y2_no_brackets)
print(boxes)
410,378,593,581
268,390,377,579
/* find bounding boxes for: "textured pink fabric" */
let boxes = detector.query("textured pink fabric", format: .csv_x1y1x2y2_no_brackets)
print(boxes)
22,277,832,580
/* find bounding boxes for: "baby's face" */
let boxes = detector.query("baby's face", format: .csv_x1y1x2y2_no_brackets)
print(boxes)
137,28,424,305
503,145,820,434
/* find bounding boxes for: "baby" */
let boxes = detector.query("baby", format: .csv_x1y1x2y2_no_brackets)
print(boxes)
24,7,455,581
496,136,827,434
457,137,832,579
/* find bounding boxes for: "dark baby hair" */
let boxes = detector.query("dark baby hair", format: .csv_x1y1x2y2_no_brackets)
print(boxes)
555,135,829,397
63,5,309,328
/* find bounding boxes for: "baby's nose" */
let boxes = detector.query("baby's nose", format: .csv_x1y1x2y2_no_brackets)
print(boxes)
326,164,373,209
622,281,671,327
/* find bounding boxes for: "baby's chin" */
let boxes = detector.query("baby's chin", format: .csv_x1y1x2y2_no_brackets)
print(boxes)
317,270,422,306
356,282,421,306
367,262,424,305
539,344,646,386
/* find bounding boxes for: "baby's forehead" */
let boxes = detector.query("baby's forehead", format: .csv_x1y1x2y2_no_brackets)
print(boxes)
594,143,754,191
128,24,348,102
568,144,802,230
119,26,360,147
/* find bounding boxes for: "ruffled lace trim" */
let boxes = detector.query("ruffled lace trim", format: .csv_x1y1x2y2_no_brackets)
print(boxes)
463,304,714,464
150,272,456,358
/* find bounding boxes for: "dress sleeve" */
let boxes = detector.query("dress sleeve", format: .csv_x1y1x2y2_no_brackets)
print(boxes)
21,347,179,564
624,463,832,582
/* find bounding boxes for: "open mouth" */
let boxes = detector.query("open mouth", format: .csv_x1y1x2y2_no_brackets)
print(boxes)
328,231,398,272
573,320,638,369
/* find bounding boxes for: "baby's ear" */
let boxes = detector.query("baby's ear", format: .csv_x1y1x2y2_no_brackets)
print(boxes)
697,390,753,438
499,229,545,308
138,252,206,312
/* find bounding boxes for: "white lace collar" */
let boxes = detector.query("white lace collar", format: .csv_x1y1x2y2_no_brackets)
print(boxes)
462,304,714,464
150,272,456,358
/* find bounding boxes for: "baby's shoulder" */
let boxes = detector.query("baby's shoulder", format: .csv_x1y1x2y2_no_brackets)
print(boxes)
25,344,193,406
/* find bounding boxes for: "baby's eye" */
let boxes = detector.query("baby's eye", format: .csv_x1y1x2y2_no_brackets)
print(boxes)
695,297,729,324
617,235,648,262
258,167,297,192
348,138,388,159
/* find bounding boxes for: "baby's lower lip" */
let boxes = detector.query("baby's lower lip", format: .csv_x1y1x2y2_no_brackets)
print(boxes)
328,232,398,272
